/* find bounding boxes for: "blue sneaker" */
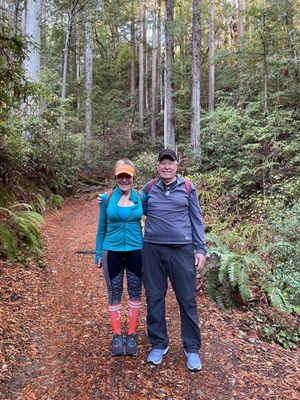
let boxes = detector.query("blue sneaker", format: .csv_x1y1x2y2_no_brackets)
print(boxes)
184,350,202,371
147,347,169,365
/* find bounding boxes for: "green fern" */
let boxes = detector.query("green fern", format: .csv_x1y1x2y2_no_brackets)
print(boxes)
0,222,18,261
0,203,44,260
49,194,64,209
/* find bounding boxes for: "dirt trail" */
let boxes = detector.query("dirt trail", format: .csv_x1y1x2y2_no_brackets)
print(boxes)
1,195,299,400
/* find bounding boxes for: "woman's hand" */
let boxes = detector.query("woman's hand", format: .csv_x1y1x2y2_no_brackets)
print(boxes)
97,193,103,204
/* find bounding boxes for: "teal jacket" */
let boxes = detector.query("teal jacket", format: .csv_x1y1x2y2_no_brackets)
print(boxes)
95,186,144,263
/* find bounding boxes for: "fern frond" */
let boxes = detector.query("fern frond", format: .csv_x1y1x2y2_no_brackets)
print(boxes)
0,222,18,261
237,266,251,303
228,260,240,286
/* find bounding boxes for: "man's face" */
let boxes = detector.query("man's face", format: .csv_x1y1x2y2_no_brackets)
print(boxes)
157,157,178,183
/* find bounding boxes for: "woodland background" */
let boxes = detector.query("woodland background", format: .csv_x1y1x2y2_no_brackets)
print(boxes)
0,0,299,359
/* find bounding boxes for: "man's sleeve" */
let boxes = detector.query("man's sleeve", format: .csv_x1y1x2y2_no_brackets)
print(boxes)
189,183,207,255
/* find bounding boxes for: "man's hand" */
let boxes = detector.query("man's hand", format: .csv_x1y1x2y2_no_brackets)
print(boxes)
95,259,102,268
195,253,206,271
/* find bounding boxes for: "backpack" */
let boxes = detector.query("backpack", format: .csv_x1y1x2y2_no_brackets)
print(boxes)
105,178,191,209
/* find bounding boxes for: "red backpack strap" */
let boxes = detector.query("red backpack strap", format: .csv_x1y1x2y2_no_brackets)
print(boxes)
133,189,144,204
184,179,192,196
106,188,113,209
146,178,158,194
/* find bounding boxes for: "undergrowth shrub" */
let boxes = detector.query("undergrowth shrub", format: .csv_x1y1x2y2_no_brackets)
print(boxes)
0,203,44,261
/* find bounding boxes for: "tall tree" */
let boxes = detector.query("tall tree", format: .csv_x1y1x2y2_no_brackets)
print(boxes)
164,0,175,148
22,0,41,81
190,0,201,158
138,0,145,131
150,0,158,140
60,0,82,131
84,9,93,169
130,0,136,110
208,0,215,111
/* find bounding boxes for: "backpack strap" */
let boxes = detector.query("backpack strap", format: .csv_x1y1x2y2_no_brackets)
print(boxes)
145,178,158,194
146,177,192,197
184,179,192,196
106,188,113,209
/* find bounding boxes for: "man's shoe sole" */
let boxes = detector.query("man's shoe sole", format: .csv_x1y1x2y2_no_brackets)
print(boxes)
147,346,169,365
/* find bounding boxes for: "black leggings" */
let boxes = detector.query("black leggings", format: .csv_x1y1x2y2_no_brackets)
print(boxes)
102,250,142,305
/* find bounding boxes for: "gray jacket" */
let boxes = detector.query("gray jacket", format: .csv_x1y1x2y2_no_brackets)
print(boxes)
142,176,207,255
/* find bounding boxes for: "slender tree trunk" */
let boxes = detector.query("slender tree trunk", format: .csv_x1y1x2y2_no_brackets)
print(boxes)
75,18,81,117
84,11,93,169
22,0,41,82
150,0,158,140
130,0,136,110
190,0,201,159
60,6,73,131
164,0,175,148
157,0,163,112
138,0,145,131
208,0,215,111
40,0,47,69
236,0,244,105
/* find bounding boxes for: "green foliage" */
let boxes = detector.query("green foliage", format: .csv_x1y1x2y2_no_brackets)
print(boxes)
133,151,158,185
49,194,64,209
0,222,18,261
261,202,300,309
203,233,257,309
0,204,44,260
245,311,300,350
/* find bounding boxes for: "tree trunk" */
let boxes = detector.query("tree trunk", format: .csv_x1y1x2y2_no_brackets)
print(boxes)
236,0,244,105
138,0,145,131
22,0,41,82
157,0,163,112
150,0,158,140
164,0,175,148
60,6,73,131
190,0,201,159
75,17,81,117
84,11,93,169
208,0,215,111
130,0,136,110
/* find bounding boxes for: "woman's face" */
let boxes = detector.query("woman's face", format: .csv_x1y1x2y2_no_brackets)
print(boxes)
116,173,133,192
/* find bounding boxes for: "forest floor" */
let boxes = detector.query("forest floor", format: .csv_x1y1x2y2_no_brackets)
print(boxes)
0,194,299,400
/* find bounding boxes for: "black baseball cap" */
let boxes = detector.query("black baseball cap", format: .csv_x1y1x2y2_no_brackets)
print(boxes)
158,148,178,161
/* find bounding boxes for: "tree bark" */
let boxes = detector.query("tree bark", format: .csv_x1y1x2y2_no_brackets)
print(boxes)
22,0,41,82
84,11,93,169
190,0,201,159
130,0,136,110
208,0,215,111
164,0,175,148
150,0,158,140
138,0,145,131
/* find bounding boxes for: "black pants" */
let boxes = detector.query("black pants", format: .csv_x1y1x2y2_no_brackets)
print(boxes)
142,243,201,353
102,250,142,305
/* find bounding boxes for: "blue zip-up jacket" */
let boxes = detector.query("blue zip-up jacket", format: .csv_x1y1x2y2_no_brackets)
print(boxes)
142,176,207,255
95,187,143,263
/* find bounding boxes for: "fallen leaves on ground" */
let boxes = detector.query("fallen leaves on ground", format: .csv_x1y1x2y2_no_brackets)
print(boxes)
0,195,299,400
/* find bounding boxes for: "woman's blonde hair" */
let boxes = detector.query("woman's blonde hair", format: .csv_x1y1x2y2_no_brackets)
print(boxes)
115,159,135,168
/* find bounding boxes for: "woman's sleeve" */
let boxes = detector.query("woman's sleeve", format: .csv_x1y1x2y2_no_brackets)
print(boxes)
95,193,108,263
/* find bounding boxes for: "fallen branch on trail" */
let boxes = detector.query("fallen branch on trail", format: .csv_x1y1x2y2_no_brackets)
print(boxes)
75,250,96,254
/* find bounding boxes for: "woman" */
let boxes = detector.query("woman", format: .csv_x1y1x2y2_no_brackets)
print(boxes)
95,159,143,357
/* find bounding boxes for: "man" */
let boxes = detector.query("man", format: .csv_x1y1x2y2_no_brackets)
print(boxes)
142,148,206,371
